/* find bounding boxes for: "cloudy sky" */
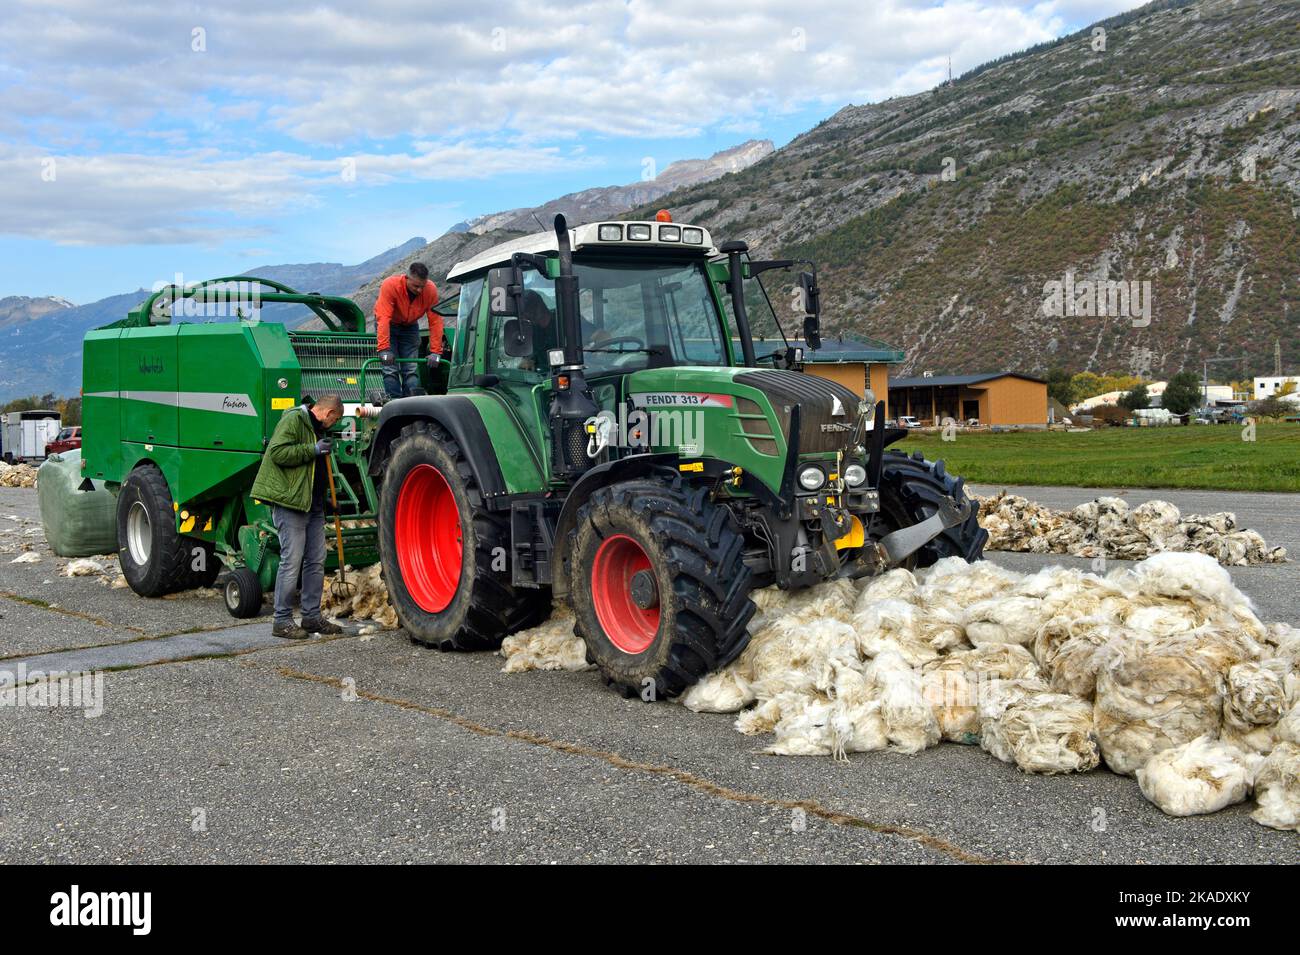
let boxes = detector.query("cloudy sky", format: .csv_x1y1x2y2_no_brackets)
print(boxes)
0,0,1144,302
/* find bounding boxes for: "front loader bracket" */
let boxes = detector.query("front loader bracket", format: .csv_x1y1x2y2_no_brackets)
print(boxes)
875,495,971,566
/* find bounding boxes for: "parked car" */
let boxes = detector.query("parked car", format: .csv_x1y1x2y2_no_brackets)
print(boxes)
45,425,82,456
897,416,922,429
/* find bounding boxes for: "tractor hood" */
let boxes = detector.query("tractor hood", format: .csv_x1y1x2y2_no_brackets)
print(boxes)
621,366,864,463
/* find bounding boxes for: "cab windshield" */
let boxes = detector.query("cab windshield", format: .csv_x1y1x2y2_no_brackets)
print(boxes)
509,258,727,377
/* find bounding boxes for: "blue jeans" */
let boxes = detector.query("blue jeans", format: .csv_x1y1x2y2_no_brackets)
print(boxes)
383,322,421,399
272,502,326,624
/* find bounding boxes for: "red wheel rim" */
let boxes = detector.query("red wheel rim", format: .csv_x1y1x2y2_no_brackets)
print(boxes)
395,463,462,613
591,534,660,654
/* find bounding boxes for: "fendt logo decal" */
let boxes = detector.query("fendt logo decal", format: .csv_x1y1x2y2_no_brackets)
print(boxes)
630,391,733,408
137,355,165,374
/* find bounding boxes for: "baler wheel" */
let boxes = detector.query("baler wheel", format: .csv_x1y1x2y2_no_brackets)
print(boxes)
224,567,264,618
378,421,549,651
873,450,987,568
568,479,755,700
116,463,195,597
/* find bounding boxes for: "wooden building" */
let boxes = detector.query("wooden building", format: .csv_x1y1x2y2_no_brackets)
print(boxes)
887,372,1048,427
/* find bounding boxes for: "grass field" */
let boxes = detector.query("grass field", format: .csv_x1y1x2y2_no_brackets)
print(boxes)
895,423,1300,492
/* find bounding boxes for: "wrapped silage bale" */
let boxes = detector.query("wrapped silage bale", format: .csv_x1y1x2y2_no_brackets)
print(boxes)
37,450,118,557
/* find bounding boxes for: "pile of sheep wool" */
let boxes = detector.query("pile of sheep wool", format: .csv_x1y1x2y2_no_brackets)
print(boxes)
975,493,1287,565
318,563,400,629
0,463,38,488
501,552,1300,830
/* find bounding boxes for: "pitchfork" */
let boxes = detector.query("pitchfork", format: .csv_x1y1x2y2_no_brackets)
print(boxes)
324,455,355,601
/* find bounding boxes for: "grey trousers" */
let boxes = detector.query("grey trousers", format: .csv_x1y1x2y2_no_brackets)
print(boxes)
272,503,326,624
382,321,422,399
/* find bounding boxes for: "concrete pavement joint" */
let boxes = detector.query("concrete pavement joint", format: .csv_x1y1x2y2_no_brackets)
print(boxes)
0,589,149,637
267,663,1005,865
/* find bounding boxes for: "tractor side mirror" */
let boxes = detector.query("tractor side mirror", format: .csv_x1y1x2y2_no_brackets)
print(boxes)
487,266,520,317
502,318,534,358
797,271,822,350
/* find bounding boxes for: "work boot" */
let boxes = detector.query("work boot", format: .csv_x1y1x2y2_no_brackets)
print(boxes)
301,617,343,635
272,620,309,640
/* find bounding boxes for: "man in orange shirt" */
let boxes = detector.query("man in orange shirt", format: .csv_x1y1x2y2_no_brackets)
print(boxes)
375,262,443,399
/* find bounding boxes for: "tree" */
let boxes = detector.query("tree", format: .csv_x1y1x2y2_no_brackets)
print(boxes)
1070,371,1105,402
1162,371,1203,417
1250,395,1296,419
1046,367,1076,406
1119,384,1149,411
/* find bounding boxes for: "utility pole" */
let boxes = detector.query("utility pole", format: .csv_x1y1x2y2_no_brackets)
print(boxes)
1202,355,1246,408
1277,339,1283,377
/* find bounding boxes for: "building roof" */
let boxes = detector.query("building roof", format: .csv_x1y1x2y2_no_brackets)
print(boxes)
736,336,904,364
888,372,1046,388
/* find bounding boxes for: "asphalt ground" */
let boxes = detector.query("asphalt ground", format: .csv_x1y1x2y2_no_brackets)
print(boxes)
1,483,1296,863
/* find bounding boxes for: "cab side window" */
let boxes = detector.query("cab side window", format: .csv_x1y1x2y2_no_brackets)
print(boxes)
450,278,483,387
487,270,556,379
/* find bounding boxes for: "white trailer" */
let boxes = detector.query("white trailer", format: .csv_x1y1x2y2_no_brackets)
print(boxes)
1,409,62,463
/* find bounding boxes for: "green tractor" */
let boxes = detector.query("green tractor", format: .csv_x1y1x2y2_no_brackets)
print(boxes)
369,215,986,697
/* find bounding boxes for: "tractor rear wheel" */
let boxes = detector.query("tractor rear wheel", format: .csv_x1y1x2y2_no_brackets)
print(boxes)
568,480,755,699
874,450,987,568
378,421,549,650
116,463,195,597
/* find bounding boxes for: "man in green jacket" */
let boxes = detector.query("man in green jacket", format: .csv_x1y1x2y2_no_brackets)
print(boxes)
250,394,345,639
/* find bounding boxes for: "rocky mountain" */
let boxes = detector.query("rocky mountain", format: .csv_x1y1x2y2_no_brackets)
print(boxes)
0,239,425,402
455,140,773,236
0,295,74,330
628,0,1299,379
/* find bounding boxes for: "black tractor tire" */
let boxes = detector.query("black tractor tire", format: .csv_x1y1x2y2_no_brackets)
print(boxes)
224,567,264,618
117,463,195,597
567,479,755,700
378,420,549,650
874,450,987,568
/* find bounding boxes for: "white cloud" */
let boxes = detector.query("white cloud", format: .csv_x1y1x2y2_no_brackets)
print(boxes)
0,143,589,244
0,0,1147,245
0,0,1140,143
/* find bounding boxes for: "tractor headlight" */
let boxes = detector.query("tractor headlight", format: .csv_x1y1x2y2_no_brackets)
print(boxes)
627,224,652,240
798,465,826,491
843,463,867,488
598,224,623,241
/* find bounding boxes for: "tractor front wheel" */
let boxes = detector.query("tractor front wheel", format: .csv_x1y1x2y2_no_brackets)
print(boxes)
378,421,549,650
568,480,755,699
874,450,987,568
